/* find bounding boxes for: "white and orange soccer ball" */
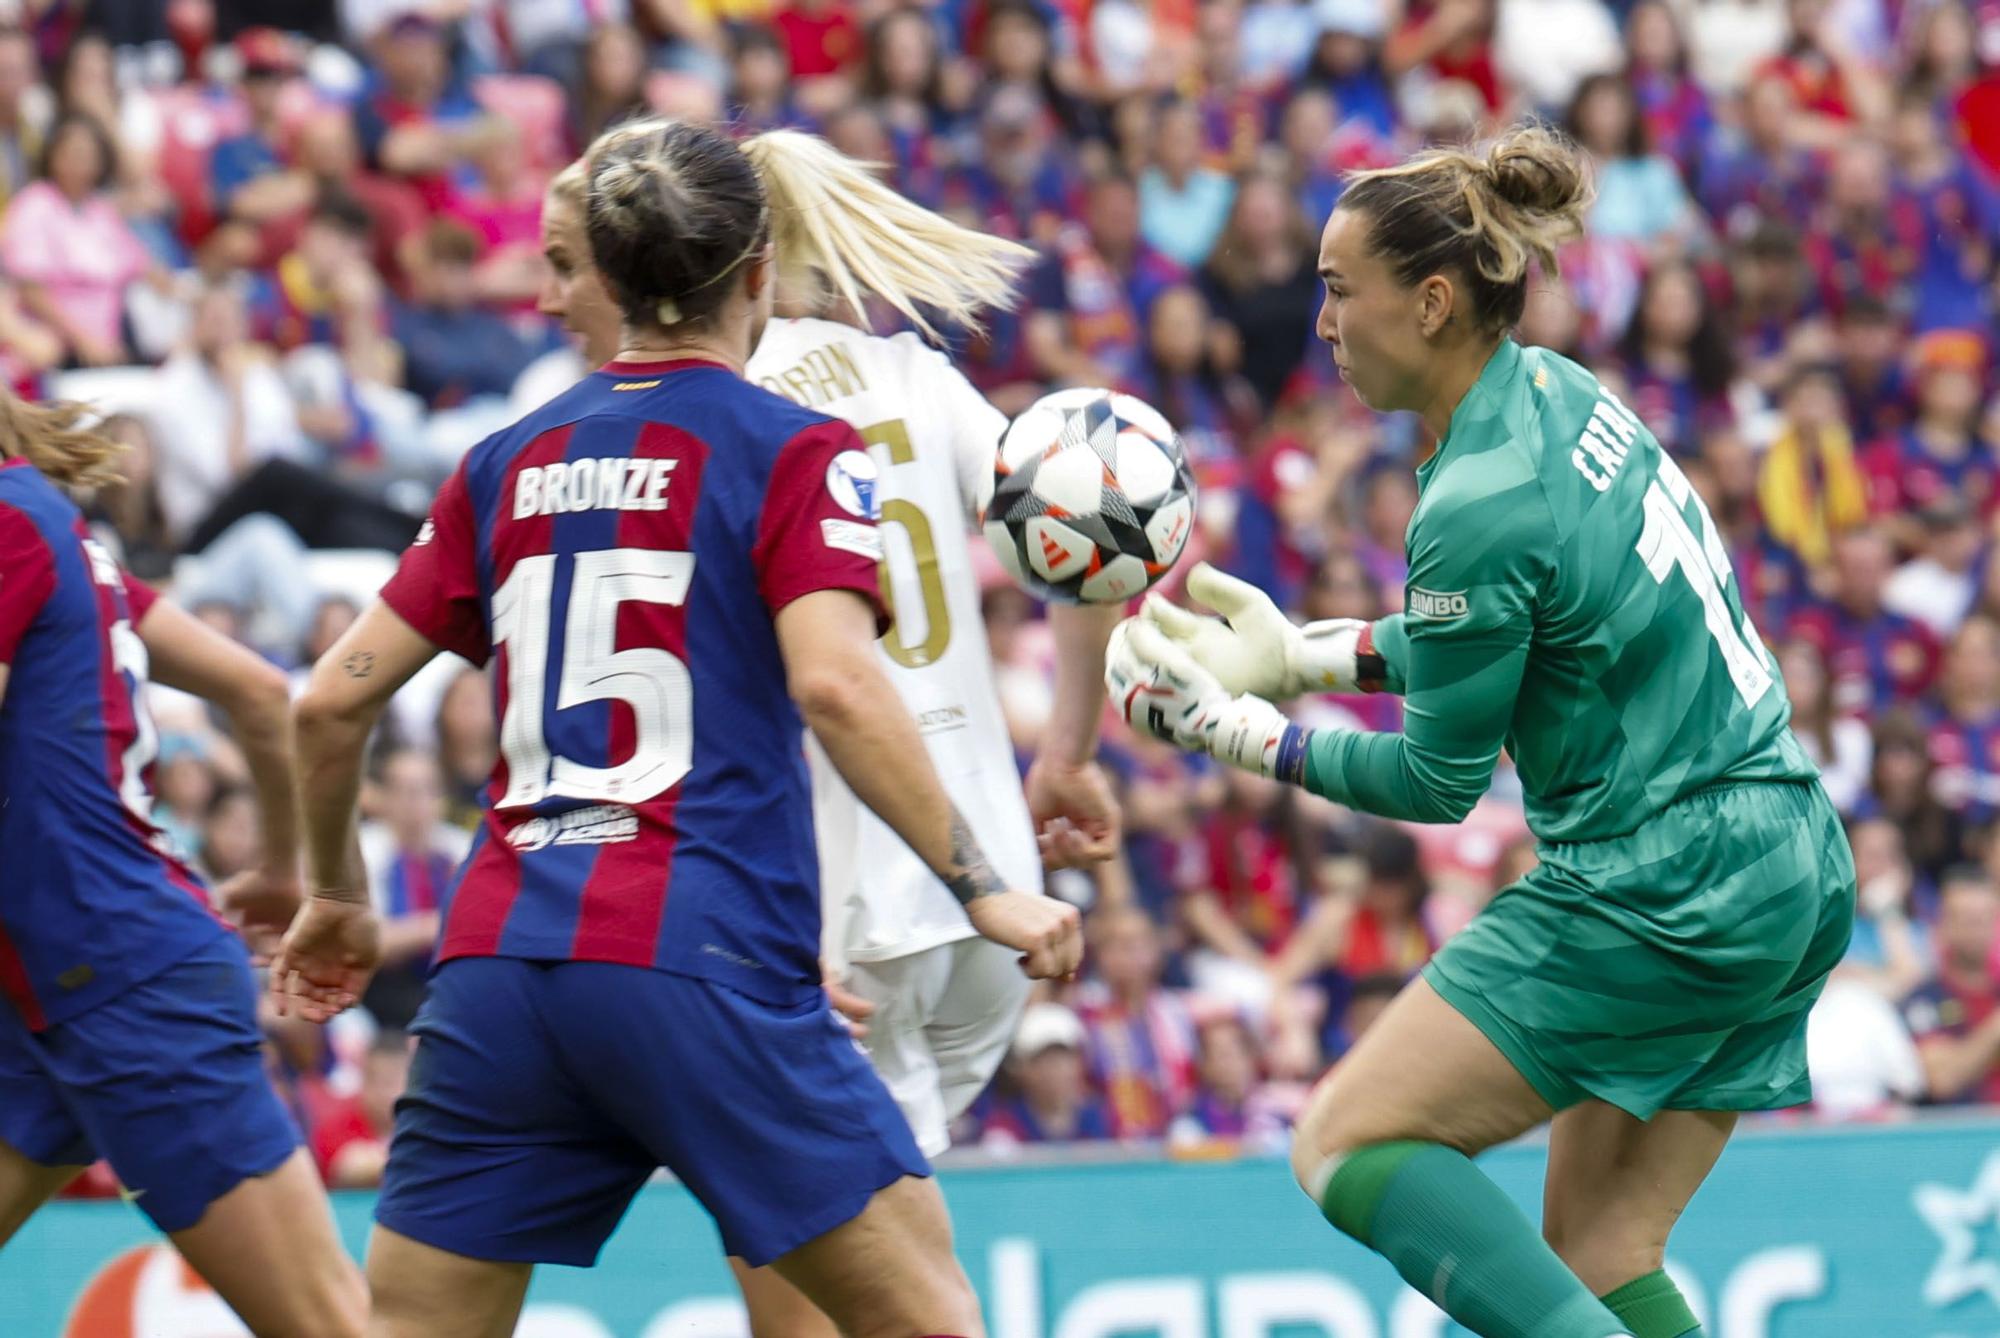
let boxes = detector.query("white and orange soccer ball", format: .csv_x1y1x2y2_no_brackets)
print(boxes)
983,388,1197,605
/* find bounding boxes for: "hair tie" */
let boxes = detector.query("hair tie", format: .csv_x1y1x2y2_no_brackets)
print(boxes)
657,297,683,325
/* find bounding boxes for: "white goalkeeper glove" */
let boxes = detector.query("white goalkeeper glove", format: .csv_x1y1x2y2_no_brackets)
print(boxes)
1140,562,1387,701
1105,619,1309,782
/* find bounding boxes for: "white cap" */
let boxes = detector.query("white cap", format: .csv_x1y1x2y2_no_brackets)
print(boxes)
1011,1003,1087,1061
1314,0,1387,40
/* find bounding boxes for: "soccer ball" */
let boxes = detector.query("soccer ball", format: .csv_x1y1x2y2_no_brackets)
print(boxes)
983,388,1197,605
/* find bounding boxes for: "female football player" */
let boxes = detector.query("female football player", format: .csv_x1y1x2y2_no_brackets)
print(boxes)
0,393,366,1336
1109,125,1852,1338
539,128,1125,1337
275,117,1082,1338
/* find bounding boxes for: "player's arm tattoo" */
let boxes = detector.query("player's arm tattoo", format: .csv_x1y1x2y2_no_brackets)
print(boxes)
341,651,376,679
942,806,1007,905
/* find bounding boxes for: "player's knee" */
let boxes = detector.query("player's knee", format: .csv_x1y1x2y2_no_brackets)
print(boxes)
1544,1214,1666,1296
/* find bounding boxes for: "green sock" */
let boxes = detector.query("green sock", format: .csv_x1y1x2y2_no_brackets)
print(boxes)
1600,1270,1702,1338
1318,1141,1630,1338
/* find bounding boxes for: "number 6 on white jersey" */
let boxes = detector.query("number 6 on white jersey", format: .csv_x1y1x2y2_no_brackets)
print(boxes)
492,547,696,809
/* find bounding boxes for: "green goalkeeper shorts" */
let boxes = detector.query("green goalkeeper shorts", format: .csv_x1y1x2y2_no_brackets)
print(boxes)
1424,778,1854,1120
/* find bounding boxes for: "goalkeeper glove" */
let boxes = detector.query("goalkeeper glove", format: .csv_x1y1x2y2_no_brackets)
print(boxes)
1105,619,1311,783
1141,562,1388,701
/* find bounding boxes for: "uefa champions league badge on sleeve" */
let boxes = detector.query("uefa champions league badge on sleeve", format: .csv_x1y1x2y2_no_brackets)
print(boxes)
826,450,881,520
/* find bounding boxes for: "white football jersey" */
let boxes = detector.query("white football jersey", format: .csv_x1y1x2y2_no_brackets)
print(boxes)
748,317,1043,969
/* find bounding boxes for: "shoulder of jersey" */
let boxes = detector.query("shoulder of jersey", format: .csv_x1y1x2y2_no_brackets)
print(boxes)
0,462,72,521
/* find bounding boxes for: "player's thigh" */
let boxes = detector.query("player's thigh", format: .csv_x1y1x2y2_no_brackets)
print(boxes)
0,1024,90,1247
33,936,307,1238
847,950,953,1156
924,936,1032,1124
0,1137,82,1247
374,958,654,1271
728,1256,841,1338
557,966,933,1273
770,1173,983,1338
1290,975,1552,1191
365,1224,531,1338
1542,1102,1736,1295
169,1147,368,1338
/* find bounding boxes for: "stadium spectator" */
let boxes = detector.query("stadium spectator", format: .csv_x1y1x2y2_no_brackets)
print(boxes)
982,1004,1115,1146
1138,97,1233,268
1566,73,1701,246
1757,364,1870,573
1927,616,2000,824
571,23,651,149
1903,868,2000,1104
1179,768,1313,1009
1862,329,1996,524
1623,1,1711,171
199,785,262,884
1805,975,1925,1119
391,219,541,407
1842,815,1933,998
1861,709,1966,883
1884,496,1983,637
1302,0,1394,138
433,666,498,826
1616,259,1736,459
1076,904,1197,1138
1779,638,1872,814
1200,169,1320,411
210,29,311,232
1268,824,1439,1047
1791,526,1943,714
1,111,156,366
1168,1011,1292,1151
353,13,492,211
1024,173,1184,390
0,26,38,209
1833,295,1910,445
149,281,309,542
359,747,470,1030
308,1029,411,1188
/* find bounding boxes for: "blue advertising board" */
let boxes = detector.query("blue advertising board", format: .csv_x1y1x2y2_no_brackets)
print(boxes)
8,1116,2000,1336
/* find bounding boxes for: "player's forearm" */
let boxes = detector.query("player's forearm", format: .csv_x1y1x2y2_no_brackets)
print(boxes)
224,679,304,881
1042,603,1120,764
1298,728,1489,823
293,699,374,904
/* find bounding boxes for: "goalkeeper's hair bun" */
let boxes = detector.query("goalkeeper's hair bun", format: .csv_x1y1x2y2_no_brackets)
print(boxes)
1336,123,1594,336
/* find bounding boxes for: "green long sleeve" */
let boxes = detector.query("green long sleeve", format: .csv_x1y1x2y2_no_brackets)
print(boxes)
1302,467,1553,824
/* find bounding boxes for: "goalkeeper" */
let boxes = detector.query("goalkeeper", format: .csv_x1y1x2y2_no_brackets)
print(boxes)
1109,125,1853,1338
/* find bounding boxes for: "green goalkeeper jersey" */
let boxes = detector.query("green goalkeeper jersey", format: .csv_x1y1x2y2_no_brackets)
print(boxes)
1307,339,1817,843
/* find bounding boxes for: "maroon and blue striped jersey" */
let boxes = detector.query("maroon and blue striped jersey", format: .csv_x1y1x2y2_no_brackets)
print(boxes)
0,459,223,1032
379,357,890,1006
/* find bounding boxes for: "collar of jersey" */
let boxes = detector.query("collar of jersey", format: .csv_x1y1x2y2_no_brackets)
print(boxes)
1424,338,1526,480
597,357,733,376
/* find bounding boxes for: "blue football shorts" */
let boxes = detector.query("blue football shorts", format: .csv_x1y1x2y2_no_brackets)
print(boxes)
374,956,930,1268
0,932,301,1233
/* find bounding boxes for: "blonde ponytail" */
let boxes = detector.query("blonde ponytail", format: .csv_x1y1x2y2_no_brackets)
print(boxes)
0,394,126,491
742,130,1033,340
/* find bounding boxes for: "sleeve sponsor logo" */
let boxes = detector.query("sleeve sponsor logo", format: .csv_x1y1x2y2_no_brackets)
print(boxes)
1408,587,1470,620
821,518,883,561
825,449,880,519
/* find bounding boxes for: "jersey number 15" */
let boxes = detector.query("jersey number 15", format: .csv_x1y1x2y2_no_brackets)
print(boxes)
491,548,694,809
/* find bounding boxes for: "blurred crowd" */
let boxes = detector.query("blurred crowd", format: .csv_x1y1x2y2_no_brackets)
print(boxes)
6,0,2000,1180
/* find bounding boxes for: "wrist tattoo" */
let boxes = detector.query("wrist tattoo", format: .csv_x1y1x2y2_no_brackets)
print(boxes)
942,808,1006,906
342,651,376,679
